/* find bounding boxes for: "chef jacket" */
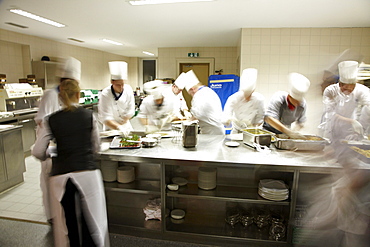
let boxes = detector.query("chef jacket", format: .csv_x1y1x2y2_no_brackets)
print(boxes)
34,86,62,125
137,95,175,129
263,91,307,134
222,91,265,131
191,86,225,135
162,86,188,119
98,84,135,129
320,83,370,139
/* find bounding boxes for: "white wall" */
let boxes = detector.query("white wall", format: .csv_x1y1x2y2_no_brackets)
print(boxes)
240,27,370,135
157,47,239,79
0,29,138,90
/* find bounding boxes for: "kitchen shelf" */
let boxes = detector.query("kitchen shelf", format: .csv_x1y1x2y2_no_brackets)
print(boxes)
107,205,161,231
166,183,290,205
165,212,288,243
104,179,161,194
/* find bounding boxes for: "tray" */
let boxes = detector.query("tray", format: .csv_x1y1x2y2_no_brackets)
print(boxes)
274,134,329,151
109,136,141,149
242,128,276,147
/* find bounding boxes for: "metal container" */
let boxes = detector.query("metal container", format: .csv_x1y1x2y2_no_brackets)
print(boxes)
242,128,275,147
182,121,198,148
274,134,329,151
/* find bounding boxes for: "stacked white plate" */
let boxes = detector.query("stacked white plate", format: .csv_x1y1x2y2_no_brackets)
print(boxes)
258,179,289,201
198,167,217,190
117,166,135,183
101,161,118,182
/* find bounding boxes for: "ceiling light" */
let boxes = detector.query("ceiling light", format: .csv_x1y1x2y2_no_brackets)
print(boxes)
143,51,155,56
9,9,65,27
102,39,123,46
129,0,214,6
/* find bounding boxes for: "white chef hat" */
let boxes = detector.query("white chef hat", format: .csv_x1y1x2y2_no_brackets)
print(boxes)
60,57,81,81
174,72,187,90
184,70,200,91
239,68,257,96
109,61,128,80
288,72,310,102
151,86,165,100
338,61,358,84
143,80,164,94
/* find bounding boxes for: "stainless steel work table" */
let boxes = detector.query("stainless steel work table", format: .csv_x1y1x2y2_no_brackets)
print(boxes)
98,134,369,247
99,134,350,172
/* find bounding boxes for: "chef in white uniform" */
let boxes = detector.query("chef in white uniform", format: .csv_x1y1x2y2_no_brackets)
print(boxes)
263,72,310,138
222,68,265,134
34,57,81,223
162,72,192,120
98,61,135,136
320,61,370,141
184,70,225,135
138,82,176,133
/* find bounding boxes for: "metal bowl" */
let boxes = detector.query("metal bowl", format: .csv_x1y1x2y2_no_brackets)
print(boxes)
141,137,157,147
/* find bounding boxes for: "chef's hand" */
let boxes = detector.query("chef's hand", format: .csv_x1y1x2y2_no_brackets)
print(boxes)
118,125,130,137
223,119,232,126
351,120,364,135
241,119,252,128
145,125,159,134
286,129,306,139
184,111,192,120
233,119,246,129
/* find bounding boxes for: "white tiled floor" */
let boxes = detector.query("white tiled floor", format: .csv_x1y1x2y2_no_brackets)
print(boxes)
0,156,47,224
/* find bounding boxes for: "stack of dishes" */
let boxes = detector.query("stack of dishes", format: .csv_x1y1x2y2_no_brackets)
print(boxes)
117,166,135,183
198,167,217,190
258,179,289,201
101,161,118,182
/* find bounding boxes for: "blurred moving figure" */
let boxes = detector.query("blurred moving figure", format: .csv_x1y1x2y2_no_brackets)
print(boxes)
99,61,135,136
138,81,176,133
263,72,310,138
222,68,265,134
34,57,81,223
32,79,110,247
162,72,192,120
297,149,370,247
320,61,370,142
321,49,364,93
184,70,225,135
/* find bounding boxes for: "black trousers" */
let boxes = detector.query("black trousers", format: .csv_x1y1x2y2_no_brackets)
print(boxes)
60,178,96,247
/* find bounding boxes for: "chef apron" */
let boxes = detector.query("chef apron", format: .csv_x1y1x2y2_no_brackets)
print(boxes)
50,170,110,247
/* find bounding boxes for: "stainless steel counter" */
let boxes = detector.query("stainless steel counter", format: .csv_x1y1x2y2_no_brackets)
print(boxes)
98,134,364,172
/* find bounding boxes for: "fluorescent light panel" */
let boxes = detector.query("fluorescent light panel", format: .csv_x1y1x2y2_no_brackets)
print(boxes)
102,39,123,46
9,9,65,27
129,0,213,5
143,51,155,56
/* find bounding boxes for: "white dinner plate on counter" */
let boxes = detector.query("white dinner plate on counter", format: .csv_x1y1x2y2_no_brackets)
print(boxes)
225,141,240,147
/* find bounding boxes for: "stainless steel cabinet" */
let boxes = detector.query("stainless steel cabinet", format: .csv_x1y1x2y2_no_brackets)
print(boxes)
0,126,26,192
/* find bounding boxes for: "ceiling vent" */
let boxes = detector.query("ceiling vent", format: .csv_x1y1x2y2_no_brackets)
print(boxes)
5,22,28,28
68,38,85,43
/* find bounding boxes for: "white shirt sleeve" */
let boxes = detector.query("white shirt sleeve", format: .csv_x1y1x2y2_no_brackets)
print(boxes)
32,116,53,161
34,88,61,124
98,87,115,123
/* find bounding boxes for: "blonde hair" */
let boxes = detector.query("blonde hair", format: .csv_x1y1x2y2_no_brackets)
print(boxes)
59,79,80,111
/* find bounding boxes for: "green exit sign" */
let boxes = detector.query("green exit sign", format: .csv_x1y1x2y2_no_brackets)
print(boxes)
188,53,199,57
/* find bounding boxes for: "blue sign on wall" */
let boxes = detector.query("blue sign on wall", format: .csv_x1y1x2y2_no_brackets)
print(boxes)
208,74,240,110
